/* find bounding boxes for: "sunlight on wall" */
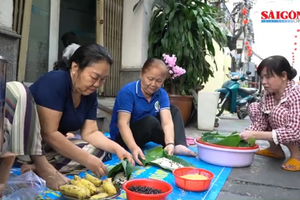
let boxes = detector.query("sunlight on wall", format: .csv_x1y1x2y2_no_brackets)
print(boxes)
203,40,231,92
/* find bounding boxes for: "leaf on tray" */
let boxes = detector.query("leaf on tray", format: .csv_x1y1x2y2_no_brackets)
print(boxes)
140,146,194,172
215,134,241,147
200,132,256,147
108,159,138,180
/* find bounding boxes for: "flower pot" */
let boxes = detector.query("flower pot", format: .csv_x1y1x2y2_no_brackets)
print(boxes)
169,94,193,125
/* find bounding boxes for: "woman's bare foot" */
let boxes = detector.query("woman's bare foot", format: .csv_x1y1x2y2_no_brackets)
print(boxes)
21,163,36,174
31,156,69,190
265,147,285,158
35,166,70,190
174,145,197,157
282,144,300,170
0,152,16,197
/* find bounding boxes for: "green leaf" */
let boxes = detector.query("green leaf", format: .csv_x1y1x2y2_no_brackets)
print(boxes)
141,146,194,172
215,135,241,147
108,159,138,180
162,150,194,167
248,138,256,146
187,31,194,49
107,163,123,179
201,132,256,147
147,0,228,95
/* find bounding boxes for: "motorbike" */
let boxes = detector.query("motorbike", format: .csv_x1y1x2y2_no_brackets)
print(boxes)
215,71,260,121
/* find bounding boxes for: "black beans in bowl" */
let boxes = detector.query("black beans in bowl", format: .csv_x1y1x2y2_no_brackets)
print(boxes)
128,186,163,194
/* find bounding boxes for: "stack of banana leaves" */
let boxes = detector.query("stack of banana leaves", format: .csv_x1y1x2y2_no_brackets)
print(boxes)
199,131,256,147
108,146,194,186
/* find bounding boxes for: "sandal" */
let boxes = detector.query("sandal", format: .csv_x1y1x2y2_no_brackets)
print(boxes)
255,148,285,159
282,158,300,172
186,137,195,146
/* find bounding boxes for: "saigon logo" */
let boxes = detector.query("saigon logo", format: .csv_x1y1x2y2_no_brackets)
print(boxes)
261,10,300,23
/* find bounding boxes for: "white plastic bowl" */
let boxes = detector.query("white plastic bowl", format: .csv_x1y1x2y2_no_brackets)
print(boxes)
195,139,259,167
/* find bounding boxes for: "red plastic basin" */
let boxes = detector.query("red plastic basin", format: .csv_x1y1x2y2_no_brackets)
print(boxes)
122,178,173,200
173,167,214,192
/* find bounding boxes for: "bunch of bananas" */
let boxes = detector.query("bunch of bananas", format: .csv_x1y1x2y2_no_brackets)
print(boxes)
59,173,117,199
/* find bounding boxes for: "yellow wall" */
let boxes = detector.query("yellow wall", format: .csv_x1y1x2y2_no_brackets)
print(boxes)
203,40,231,92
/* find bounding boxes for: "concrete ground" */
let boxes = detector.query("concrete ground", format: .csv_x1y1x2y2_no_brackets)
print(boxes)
186,116,300,200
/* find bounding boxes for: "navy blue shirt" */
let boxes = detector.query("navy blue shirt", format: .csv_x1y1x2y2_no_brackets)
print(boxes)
109,80,170,140
29,70,98,134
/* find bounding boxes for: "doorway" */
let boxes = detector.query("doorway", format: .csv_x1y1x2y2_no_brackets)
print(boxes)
21,0,123,96
58,0,96,56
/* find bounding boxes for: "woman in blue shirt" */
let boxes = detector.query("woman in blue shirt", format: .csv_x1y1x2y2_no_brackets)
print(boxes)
110,58,197,165
26,44,133,177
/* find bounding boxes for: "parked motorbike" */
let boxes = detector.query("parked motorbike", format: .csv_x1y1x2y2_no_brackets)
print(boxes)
215,71,260,120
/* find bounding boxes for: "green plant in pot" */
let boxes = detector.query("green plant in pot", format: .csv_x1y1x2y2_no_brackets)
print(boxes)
147,0,227,124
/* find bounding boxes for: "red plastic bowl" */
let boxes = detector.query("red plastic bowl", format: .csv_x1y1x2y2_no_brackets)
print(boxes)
173,167,214,192
122,178,173,200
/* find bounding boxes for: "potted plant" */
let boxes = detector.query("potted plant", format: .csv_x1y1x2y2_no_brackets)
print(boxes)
146,0,227,123
161,53,192,124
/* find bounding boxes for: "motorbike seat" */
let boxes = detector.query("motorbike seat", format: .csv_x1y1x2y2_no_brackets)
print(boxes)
238,87,258,95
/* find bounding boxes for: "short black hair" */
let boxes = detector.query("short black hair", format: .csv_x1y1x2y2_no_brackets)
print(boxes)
257,55,297,80
61,32,79,47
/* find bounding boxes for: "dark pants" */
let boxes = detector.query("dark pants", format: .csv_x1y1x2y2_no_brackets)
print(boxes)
116,105,187,149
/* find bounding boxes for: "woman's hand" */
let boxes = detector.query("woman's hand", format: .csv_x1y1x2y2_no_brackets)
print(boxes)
84,154,108,177
164,144,175,155
130,146,145,166
115,147,135,166
239,130,255,141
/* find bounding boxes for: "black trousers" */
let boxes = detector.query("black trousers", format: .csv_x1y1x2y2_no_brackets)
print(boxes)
116,105,187,149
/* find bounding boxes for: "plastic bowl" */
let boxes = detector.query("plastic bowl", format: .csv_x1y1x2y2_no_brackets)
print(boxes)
122,178,173,200
173,167,214,191
196,138,259,167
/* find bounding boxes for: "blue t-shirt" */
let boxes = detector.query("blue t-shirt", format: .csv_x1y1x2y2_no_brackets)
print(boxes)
109,80,170,140
29,70,98,134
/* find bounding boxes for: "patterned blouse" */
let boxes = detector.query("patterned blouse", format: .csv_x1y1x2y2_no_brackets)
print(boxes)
247,80,300,146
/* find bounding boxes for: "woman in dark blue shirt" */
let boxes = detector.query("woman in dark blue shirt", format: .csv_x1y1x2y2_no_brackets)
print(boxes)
110,58,197,165
27,44,133,177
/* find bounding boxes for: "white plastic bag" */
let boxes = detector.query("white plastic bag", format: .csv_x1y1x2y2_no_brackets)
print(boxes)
3,171,46,200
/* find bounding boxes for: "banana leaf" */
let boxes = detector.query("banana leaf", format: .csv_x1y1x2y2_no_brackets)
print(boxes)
200,132,256,147
108,159,138,180
140,146,194,172
238,138,256,147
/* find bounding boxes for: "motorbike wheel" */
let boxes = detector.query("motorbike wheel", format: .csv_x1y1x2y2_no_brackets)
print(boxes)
216,94,227,117
237,105,248,119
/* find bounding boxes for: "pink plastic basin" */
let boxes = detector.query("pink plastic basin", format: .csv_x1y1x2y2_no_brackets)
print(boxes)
195,138,259,167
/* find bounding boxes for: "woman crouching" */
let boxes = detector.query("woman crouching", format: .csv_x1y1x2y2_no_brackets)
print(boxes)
240,55,300,171
109,58,197,165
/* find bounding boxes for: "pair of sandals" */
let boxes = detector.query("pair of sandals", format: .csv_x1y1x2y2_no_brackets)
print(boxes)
186,137,196,146
256,149,300,172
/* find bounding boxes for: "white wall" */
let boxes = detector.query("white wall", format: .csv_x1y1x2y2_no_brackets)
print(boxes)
0,0,13,29
122,0,154,68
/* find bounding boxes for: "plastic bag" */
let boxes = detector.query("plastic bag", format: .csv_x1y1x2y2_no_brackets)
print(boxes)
3,170,46,200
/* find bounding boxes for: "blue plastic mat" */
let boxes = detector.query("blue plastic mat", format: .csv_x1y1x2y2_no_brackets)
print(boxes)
9,139,231,200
